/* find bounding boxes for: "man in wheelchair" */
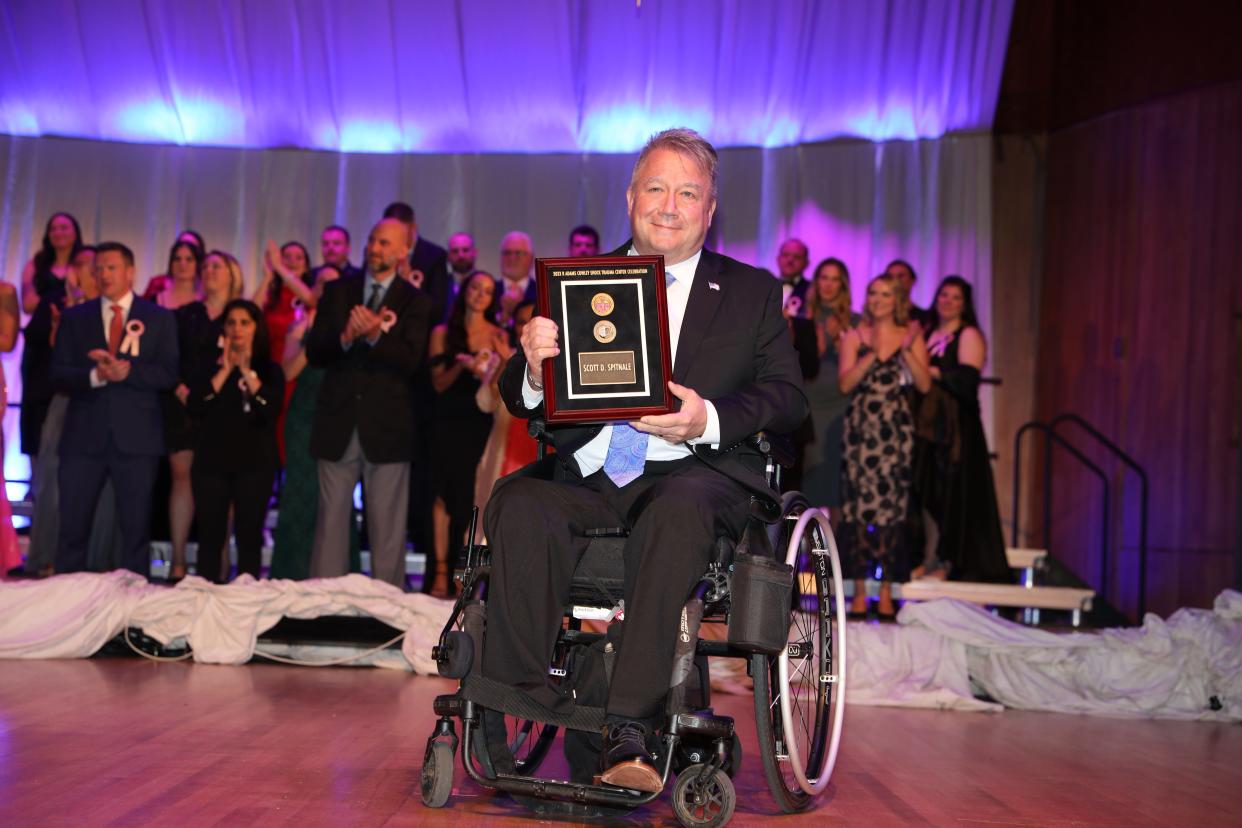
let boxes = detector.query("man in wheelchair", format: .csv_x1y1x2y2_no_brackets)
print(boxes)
480,127,808,793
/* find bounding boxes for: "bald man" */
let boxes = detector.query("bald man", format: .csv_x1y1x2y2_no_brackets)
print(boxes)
307,218,433,587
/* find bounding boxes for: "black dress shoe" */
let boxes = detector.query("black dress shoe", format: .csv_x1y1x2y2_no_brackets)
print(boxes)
599,720,662,793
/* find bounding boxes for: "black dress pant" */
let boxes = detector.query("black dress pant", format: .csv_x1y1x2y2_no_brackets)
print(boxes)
57,445,159,575
481,459,751,721
191,465,275,584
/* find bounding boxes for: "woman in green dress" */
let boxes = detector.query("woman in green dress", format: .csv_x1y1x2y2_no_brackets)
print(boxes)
270,265,359,578
800,258,861,517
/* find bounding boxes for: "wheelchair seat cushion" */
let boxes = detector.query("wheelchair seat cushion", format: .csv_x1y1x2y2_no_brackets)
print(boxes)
569,537,626,607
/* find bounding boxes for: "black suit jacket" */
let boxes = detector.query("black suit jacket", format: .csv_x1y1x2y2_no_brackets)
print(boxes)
498,245,808,496
307,274,432,463
409,237,451,324
51,296,179,457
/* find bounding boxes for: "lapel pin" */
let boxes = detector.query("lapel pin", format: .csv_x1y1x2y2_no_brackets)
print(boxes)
708,281,720,291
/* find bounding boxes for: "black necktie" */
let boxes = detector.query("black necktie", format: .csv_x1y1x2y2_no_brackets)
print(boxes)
367,284,384,311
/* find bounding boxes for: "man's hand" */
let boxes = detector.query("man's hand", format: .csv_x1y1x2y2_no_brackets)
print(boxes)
520,316,560,379
356,306,383,340
344,305,381,343
98,358,131,383
632,381,707,443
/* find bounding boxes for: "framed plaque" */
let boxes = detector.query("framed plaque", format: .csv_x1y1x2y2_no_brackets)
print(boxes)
536,255,674,424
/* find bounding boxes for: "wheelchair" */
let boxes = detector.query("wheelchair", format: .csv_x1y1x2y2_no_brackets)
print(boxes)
419,428,848,826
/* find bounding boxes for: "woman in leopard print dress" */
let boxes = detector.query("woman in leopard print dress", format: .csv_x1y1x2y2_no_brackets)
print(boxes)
837,273,931,618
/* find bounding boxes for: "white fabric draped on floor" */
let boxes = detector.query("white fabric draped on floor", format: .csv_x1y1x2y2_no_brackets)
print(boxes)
2,572,1238,722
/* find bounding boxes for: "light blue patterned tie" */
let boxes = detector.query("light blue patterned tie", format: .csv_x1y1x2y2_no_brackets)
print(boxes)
602,270,677,487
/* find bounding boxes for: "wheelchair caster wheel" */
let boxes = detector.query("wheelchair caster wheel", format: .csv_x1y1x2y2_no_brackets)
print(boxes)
420,741,454,808
672,764,736,827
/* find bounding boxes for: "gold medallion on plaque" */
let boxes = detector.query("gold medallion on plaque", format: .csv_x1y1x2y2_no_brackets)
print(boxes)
591,292,615,316
593,320,617,343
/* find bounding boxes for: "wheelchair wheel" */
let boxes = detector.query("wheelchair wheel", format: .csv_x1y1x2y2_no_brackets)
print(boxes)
420,740,454,808
506,716,558,775
672,764,736,827
752,497,847,811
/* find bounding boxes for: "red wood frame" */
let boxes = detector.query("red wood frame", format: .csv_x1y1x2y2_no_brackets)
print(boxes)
536,255,674,424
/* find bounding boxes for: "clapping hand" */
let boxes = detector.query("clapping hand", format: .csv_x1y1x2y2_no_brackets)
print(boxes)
344,305,382,343
89,349,131,382
900,324,920,352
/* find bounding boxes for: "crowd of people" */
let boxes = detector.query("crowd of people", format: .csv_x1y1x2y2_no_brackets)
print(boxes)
5,207,600,595
4,189,1005,607
775,241,1010,619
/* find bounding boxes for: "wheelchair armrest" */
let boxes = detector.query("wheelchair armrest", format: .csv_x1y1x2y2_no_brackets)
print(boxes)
528,416,550,442
750,431,796,469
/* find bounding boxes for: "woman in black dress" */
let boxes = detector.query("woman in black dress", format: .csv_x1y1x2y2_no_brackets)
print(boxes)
19,212,82,465
186,299,284,584
425,272,506,596
167,250,241,580
916,276,1010,583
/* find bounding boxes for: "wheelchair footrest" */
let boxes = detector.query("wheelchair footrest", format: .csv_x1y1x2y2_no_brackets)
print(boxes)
669,711,734,740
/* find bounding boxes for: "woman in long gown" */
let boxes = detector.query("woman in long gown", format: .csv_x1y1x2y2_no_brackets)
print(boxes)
168,250,242,579
269,265,358,579
915,276,1010,583
800,258,861,515
837,274,932,618
425,272,505,596
0,278,21,574
253,240,316,385
472,301,542,540
19,212,81,469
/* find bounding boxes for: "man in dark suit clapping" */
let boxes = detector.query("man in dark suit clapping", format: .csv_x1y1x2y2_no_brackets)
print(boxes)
307,218,432,588
51,241,178,576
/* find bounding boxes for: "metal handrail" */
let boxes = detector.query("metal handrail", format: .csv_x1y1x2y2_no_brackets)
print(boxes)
1012,421,1111,602
1050,413,1150,619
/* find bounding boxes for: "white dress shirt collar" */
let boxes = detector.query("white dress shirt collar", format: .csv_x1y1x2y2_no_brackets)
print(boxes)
628,247,702,286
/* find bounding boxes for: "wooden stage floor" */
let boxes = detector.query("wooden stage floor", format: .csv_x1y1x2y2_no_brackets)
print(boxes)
0,657,1238,827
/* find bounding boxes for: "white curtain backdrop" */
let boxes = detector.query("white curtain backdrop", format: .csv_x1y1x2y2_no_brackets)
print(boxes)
0,0,1013,152
0,0,1014,490
0,130,995,492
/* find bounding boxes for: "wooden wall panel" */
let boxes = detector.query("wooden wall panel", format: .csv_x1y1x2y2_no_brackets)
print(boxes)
1035,81,1242,619
990,134,1046,545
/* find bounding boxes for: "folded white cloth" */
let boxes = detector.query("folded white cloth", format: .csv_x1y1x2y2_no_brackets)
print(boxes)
0,571,453,673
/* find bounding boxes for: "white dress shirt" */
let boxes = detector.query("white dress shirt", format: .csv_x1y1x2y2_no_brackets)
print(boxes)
781,275,808,307
522,248,722,477
502,275,532,299
90,291,135,388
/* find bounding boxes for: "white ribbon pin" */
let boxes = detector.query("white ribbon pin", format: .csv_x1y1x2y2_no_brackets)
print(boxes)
379,308,398,334
120,319,145,357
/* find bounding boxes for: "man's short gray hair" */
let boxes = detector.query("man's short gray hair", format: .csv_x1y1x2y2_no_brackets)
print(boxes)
630,128,718,200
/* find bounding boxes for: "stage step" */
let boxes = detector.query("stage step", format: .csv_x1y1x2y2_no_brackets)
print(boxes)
1006,547,1046,570
898,580,1095,626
